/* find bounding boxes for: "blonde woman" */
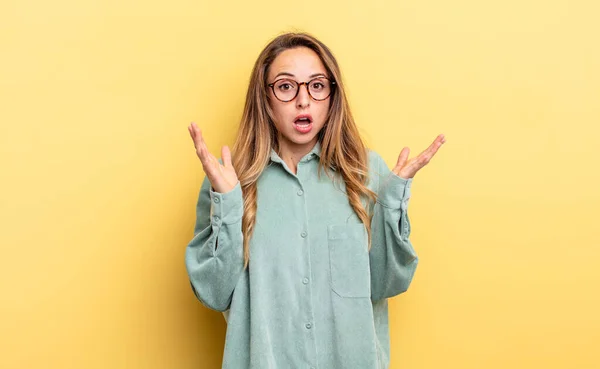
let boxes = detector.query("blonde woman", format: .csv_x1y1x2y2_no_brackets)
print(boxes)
185,32,445,369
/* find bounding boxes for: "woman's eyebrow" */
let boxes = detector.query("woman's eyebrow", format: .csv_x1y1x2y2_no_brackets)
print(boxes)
273,72,327,79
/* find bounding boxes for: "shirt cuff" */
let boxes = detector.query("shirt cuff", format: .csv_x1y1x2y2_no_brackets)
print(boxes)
209,181,243,225
377,173,413,211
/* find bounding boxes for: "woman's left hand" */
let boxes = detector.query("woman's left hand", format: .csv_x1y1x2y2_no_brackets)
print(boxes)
393,134,446,179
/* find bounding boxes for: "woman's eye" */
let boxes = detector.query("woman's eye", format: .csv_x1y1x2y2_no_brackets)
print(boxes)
278,83,292,90
311,83,324,90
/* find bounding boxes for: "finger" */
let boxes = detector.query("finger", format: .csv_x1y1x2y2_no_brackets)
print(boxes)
432,134,446,151
188,125,196,142
195,125,208,151
222,145,233,168
395,147,410,169
414,148,436,170
413,135,444,166
190,123,201,145
194,126,210,163
199,138,220,170
431,134,445,151
201,149,220,174
419,134,444,157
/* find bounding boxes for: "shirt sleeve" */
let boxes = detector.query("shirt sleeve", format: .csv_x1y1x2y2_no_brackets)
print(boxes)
368,150,419,301
184,175,245,312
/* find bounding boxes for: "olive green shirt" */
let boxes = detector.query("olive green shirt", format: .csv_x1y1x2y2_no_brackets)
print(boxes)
185,140,418,369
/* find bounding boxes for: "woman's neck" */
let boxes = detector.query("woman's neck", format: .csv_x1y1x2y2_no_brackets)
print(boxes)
276,137,319,175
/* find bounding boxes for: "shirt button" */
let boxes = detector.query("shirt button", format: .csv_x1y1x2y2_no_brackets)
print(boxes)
213,197,220,203
305,323,312,329
302,278,309,284
297,189,304,196
301,231,307,238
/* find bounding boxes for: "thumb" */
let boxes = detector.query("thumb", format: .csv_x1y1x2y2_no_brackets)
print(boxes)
221,145,233,168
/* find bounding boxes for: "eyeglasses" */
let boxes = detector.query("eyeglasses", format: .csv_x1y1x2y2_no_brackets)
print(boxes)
267,77,336,102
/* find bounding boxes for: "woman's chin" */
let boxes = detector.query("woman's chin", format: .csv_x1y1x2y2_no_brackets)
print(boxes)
280,132,318,147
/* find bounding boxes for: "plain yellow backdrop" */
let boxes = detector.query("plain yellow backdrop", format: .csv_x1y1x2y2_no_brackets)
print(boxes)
1,0,598,368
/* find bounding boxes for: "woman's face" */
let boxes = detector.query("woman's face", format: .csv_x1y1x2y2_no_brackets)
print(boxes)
266,46,331,152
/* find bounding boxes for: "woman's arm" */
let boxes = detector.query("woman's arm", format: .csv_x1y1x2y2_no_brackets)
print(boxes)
368,151,419,301
184,175,245,312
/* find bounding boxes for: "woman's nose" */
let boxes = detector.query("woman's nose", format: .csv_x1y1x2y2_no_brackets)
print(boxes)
296,83,310,108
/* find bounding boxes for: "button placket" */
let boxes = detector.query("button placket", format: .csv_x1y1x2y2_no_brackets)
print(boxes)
294,177,317,366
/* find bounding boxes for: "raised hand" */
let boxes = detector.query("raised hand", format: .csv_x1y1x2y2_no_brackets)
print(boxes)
188,122,239,193
393,134,446,180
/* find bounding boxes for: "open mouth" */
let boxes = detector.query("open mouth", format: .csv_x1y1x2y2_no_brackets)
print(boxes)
294,116,312,124
293,116,313,133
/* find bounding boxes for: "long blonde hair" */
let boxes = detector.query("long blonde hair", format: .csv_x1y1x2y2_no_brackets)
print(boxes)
231,32,377,269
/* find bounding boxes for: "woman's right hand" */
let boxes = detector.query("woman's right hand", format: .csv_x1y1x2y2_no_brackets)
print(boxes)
188,122,239,194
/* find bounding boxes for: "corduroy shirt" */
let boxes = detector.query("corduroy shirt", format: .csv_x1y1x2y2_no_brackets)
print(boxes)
185,140,418,369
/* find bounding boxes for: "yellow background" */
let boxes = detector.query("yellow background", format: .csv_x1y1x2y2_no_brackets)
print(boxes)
1,0,598,368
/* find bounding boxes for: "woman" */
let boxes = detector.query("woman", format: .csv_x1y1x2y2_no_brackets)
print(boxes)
185,31,445,369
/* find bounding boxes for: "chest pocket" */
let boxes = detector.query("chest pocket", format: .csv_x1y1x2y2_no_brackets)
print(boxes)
327,223,371,298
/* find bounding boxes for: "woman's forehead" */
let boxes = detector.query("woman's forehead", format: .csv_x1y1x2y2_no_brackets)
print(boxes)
269,47,327,80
